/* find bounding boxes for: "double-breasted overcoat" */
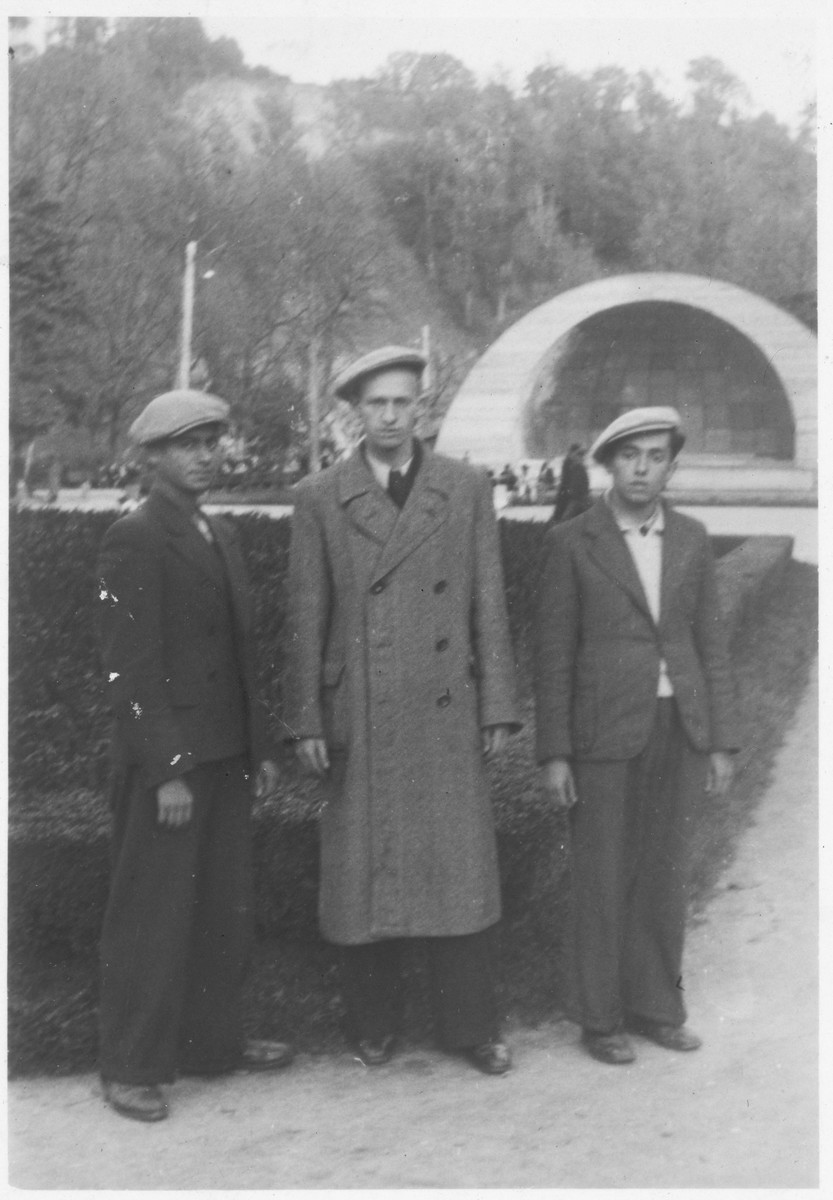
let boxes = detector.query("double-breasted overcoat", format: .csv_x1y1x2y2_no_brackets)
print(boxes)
287,444,520,944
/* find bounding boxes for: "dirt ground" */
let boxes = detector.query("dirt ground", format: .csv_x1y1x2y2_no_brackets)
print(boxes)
6,662,819,1190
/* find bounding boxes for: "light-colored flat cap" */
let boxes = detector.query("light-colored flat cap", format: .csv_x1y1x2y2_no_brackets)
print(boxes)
590,405,684,462
332,345,426,402
128,389,230,445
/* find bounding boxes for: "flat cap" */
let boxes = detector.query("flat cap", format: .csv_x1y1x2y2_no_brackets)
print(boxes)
128,389,230,446
590,406,684,463
332,345,426,402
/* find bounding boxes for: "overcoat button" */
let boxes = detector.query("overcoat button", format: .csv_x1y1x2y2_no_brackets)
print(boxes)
434,580,447,594
370,580,386,594
435,638,449,652
437,693,451,708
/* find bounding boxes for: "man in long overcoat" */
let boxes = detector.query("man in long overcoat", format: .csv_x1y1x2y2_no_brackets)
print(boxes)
287,346,521,1075
96,390,293,1122
534,407,740,1065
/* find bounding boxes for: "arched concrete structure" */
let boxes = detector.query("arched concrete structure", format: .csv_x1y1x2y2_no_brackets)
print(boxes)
436,274,817,474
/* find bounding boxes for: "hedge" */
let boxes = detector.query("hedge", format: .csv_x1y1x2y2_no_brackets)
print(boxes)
8,509,552,799
7,507,798,1074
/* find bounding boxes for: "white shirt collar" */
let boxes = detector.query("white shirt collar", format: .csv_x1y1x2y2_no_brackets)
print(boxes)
606,491,665,536
364,444,415,489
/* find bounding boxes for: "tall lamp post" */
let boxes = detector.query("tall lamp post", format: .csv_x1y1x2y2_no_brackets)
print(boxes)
177,240,197,389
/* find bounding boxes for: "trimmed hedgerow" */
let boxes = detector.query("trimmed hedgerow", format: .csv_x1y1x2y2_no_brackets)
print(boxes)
8,508,551,801
8,509,296,799
7,506,797,1075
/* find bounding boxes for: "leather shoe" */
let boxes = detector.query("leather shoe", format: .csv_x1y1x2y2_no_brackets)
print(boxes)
627,1017,702,1052
181,1039,295,1077
462,1040,512,1075
103,1081,168,1122
353,1034,396,1066
581,1030,636,1065
239,1039,296,1071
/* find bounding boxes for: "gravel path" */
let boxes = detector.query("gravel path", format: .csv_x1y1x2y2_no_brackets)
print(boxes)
6,663,818,1189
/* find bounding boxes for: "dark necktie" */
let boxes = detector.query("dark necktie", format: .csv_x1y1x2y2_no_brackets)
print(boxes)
388,468,409,510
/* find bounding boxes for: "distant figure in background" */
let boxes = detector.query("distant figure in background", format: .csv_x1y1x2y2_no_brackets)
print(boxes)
552,444,591,523
497,462,518,493
517,463,533,503
537,461,556,502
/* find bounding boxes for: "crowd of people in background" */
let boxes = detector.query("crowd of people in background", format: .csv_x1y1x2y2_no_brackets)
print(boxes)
93,444,334,496
18,432,594,527
488,445,591,523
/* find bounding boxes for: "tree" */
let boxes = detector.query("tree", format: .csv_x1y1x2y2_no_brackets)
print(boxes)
343,53,479,285
9,176,88,439
275,157,384,470
631,59,816,301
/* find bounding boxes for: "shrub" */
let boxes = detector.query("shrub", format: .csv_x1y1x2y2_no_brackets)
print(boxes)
7,505,801,1074
8,509,295,799
9,508,777,800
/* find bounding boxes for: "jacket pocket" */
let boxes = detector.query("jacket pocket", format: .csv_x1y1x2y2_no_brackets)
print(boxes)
322,661,346,688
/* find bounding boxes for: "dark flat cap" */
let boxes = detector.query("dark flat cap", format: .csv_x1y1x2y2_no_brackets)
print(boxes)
589,406,684,463
129,389,230,446
331,345,427,402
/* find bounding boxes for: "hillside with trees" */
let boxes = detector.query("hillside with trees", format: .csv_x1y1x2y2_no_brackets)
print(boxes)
9,16,816,475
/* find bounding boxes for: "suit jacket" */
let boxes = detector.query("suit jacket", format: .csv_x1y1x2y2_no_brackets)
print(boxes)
534,497,740,764
287,442,520,942
97,480,269,788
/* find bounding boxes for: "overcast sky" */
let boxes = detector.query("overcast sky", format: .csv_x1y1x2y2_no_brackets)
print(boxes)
12,0,822,128
199,0,821,128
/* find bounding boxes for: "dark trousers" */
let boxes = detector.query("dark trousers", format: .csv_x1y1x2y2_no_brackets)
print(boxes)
98,756,253,1085
339,926,500,1049
568,700,708,1035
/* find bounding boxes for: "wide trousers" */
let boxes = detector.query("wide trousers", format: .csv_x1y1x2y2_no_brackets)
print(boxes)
339,926,500,1049
98,755,253,1085
568,700,708,1034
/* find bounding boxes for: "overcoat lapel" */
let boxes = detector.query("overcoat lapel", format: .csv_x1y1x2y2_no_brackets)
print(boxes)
145,486,226,591
337,443,450,585
659,506,697,625
371,449,449,583
337,450,399,553
210,516,250,635
582,498,654,623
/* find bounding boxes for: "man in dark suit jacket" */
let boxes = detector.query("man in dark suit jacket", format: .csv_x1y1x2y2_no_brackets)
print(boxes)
534,407,740,1065
96,390,292,1122
552,444,590,523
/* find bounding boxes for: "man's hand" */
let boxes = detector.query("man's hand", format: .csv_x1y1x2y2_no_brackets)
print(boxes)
296,737,330,777
540,757,578,809
157,777,194,827
482,724,512,759
255,759,280,799
706,751,734,797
